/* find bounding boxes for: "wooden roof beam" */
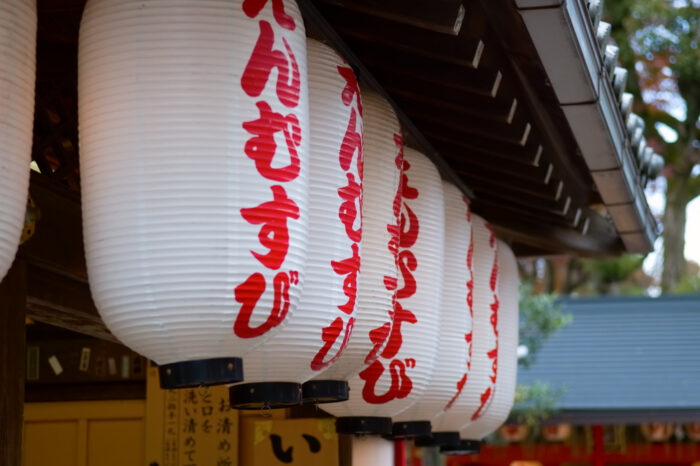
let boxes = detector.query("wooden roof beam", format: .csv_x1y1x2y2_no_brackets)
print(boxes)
315,0,466,36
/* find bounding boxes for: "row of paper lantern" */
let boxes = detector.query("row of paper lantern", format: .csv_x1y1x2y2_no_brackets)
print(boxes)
0,0,519,448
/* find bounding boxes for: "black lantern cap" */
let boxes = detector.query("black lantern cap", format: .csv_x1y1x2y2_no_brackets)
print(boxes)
391,421,432,439
414,431,461,448
229,382,302,410
440,439,481,455
301,380,349,404
158,357,243,389
336,416,393,436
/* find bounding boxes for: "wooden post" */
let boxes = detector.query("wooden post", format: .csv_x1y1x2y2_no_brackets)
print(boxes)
591,425,605,466
0,260,27,466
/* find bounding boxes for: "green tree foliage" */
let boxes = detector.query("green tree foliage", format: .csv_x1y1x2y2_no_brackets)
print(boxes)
606,0,700,292
565,254,651,296
511,382,567,431
510,285,572,431
518,284,572,368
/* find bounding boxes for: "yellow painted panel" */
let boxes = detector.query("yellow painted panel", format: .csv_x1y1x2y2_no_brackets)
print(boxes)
87,419,145,466
23,400,146,466
145,366,239,466
240,417,338,466
23,421,79,466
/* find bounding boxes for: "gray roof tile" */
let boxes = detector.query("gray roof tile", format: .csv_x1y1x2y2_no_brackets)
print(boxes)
518,295,700,409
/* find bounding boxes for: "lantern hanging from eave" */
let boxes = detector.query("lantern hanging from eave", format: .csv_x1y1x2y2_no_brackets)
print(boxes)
457,240,519,449
228,39,362,409
413,181,474,449
318,91,404,437
78,0,309,389
389,148,445,439
0,0,36,282
437,213,498,455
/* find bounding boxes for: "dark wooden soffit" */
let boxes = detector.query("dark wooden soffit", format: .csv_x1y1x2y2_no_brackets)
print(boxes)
308,0,625,257
20,173,114,342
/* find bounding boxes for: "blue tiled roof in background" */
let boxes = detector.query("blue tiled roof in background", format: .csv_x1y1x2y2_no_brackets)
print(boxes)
518,295,700,410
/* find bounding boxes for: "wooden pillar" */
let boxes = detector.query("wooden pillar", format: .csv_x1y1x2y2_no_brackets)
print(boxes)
0,260,27,466
591,424,605,466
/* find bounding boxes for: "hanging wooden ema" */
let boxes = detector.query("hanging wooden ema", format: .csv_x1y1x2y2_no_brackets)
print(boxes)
78,0,310,389
0,0,36,282
228,38,363,409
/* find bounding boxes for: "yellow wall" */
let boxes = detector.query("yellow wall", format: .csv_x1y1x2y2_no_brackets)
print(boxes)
22,368,337,466
22,400,146,466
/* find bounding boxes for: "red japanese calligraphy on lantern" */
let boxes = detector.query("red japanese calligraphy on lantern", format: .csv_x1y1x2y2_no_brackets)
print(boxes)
234,1,303,339
310,317,355,371
382,136,404,293
444,198,475,412
240,185,300,270
241,21,300,108
310,63,364,370
243,0,296,30
243,101,301,182
471,234,499,421
233,270,299,338
362,138,425,405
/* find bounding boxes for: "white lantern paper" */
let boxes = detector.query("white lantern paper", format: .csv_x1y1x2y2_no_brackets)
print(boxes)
320,91,404,436
414,182,474,446
460,239,518,442
0,0,36,282
389,148,445,438
436,214,499,433
78,0,309,388
230,39,362,408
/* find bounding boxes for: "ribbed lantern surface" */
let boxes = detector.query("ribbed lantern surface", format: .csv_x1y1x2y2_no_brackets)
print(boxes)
453,214,499,427
315,91,402,383
461,240,518,440
78,0,309,387
233,39,362,394
390,149,445,437
427,182,474,434
321,92,404,429
0,0,36,281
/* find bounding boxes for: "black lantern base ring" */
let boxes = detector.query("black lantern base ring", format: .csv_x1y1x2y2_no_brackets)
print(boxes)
158,357,243,389
336,416,393,436
414,431,461,448
301,380,349,404
229,382,302,410
440,439,481,455
391,420,432,439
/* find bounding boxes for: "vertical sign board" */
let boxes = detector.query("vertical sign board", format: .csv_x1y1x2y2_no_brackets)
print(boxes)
146,366,239,466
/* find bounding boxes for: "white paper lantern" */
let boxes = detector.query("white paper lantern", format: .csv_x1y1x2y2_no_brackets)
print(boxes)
389,148,445,438
460,239,518,442
411,182,473,448
78,0,309,388
320,91,404,436
0,0,36,282
229,39,362,408
428,214,499,439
